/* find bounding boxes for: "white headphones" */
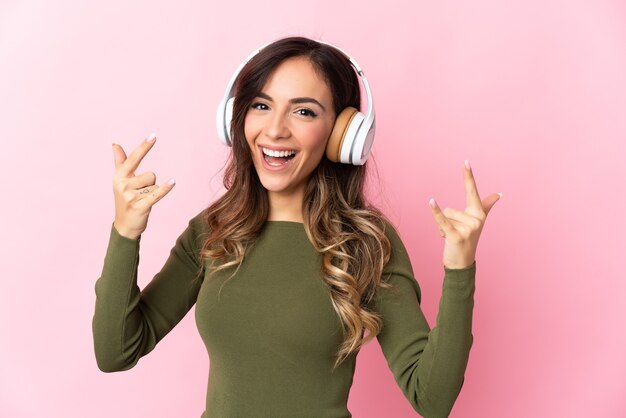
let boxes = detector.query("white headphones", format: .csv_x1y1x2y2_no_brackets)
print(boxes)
215,39,376,166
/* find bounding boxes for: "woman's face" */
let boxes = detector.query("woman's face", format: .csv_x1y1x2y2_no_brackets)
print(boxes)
244,56,335,199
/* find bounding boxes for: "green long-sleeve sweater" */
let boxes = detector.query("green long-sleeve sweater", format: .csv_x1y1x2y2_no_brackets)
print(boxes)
92,208,476,418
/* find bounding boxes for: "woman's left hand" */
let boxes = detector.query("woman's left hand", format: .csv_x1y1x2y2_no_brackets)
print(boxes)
429,160,501,270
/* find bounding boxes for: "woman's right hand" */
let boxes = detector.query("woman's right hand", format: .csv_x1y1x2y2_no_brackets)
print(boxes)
111,134,176,240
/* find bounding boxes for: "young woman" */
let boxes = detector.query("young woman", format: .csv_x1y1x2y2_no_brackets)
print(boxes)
93,36,499,418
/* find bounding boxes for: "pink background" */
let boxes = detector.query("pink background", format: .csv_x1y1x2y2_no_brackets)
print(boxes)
1,0,625,417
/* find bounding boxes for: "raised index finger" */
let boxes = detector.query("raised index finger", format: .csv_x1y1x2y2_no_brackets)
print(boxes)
464,160,482,210
119,133,157,177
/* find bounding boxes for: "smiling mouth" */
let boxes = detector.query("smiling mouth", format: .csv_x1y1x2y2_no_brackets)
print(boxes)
261,146,297,166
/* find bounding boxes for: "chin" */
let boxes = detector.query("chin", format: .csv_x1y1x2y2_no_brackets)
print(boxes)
258,178,296,194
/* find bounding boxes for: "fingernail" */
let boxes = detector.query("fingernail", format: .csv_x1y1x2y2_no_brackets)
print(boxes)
167,178,176,186
112,142,116,147
465,159,471,170
146,133,156,143
429,197,437,208
498,192,503,198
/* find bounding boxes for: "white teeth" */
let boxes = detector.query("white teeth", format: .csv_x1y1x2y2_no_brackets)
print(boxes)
262,147,296,158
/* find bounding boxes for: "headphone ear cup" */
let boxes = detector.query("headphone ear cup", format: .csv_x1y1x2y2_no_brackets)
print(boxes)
223,97,235,146
326,107,359,163
216,97,235,146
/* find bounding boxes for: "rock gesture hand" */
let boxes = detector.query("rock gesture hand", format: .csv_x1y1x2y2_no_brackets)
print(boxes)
429,160,501,270
111,133,176,240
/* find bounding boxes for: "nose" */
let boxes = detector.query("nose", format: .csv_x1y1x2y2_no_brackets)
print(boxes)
265,110,291,140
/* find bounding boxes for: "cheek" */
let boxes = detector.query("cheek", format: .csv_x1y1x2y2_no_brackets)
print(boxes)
244,114,257,148
305,124,332,157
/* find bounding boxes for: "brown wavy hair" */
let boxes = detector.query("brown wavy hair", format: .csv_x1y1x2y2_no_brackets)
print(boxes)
197,36,393,371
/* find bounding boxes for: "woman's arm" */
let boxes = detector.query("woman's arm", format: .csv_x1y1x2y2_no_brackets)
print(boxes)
92,208,208,372
372,224,476,418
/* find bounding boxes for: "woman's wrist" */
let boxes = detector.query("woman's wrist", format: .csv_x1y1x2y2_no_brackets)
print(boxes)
443,260,476,270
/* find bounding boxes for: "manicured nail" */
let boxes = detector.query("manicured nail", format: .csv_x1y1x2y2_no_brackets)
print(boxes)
429,198,437,208
167,178,176,186
465,160,471,170
146,133,156,142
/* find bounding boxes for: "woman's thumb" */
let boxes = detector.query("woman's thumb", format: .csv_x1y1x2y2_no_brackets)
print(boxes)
111,143,127,168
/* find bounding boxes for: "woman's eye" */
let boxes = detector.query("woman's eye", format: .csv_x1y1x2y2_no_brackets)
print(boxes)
251,102,269,111
296,108,317,117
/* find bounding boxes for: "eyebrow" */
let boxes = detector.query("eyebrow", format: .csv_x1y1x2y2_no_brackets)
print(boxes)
256,92,327,112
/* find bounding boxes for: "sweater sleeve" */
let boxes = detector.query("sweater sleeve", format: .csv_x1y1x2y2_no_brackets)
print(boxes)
92,209,208,373
371,223,476,418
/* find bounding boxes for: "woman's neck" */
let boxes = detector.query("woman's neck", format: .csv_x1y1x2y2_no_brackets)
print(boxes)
267,187,305,223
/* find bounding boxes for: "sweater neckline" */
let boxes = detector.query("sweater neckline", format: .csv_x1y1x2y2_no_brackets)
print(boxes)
264,220,305,228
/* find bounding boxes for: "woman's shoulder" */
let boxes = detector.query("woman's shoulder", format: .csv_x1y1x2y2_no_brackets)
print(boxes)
380,218,408,253
379,218,415,276
188,207,210,230
369,217,421,305
179,207,212,249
